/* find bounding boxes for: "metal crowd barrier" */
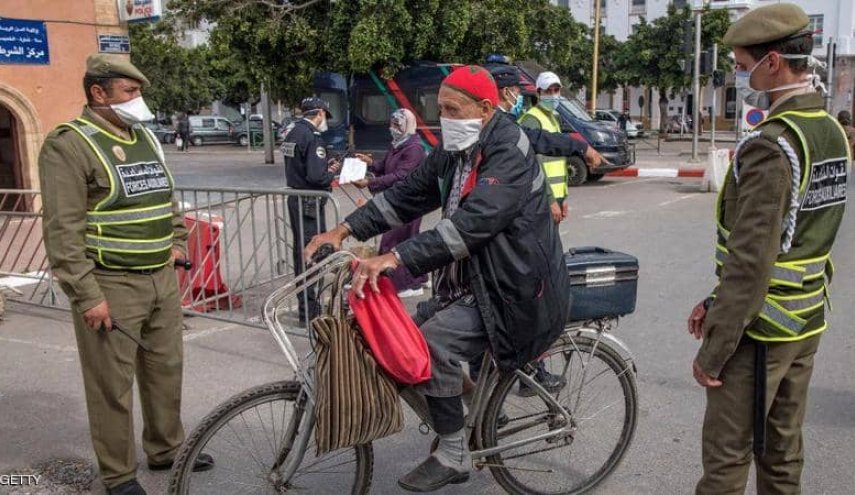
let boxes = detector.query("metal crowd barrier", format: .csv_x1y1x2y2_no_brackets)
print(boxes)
0,187,350,329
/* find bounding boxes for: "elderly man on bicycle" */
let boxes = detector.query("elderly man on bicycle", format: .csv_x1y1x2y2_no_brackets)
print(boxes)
305,65,570,492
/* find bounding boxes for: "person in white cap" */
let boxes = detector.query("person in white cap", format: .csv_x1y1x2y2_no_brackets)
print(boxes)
518,71,569,224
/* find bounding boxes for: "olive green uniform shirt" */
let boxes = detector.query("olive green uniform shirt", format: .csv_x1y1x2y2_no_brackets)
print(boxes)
697,92,826,378
39,107,188,312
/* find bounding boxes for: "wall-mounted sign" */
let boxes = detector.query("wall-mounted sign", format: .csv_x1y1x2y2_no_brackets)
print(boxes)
98,34,131,54
0,18,49,65
117,0,163,24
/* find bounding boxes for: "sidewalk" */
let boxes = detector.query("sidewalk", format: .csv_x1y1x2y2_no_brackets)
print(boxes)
0,303,293,494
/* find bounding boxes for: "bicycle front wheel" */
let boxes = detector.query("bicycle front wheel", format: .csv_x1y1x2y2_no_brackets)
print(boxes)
168,381,373,494
481,335,637,494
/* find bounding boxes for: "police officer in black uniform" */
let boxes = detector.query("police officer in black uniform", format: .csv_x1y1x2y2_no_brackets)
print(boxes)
282,97,340,322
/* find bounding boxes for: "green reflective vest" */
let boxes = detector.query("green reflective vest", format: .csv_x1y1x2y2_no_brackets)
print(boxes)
519,105,568,200
716,109,851,342
60,118,176,270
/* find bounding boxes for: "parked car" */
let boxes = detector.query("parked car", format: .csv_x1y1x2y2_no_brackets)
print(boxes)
552,96,634,185
143,121,176,144
594,109,643,139
188,116,235,146
234,118,283,147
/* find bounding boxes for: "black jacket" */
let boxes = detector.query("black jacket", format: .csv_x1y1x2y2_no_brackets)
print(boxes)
346,113,571,371
498,111,589,158
282,119,335,190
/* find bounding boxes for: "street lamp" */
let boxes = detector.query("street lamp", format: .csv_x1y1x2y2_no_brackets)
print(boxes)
590,0,603,113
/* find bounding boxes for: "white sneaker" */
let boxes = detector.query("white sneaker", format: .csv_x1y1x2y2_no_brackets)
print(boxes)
397,288,425,298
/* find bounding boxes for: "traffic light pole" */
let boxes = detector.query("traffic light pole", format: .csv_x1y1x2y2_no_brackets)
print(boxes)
711,43,717,149
691,8,702,162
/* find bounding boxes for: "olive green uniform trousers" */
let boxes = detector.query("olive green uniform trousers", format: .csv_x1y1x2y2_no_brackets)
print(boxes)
697,334,820,495
71,266,185,488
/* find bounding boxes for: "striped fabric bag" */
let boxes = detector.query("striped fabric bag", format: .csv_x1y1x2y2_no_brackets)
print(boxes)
311,268,403,455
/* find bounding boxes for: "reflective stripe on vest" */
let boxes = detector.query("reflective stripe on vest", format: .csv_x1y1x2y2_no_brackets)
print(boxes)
85,234,175,252
520,106,568,199
714,247,828,289
60,119,175,270
713,108,848,342
87,203,174,225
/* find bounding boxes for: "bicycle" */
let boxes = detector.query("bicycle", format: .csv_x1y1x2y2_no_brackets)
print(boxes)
167,249,638,494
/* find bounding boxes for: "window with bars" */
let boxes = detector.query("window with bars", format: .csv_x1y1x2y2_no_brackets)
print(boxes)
631,0,645,14
809,15,824,48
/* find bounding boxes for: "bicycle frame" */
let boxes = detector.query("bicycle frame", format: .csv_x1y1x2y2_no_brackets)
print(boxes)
261,251,636,474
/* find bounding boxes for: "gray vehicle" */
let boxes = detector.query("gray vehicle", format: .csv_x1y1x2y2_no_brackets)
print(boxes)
188,116,235,146
143,122,176,144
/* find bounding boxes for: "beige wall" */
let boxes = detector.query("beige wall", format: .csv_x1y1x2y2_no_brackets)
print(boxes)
0,0,127,192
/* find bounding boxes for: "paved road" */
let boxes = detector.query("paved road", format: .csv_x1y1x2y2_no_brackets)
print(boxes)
2,148,854,494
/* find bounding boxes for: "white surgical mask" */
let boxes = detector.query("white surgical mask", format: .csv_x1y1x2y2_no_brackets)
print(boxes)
440,117,481,151
318,116,329,133
110,96,154,126
735,53,820,110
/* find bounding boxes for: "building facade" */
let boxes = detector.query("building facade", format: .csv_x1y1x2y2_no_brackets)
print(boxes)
554,0,855,130
0,0,128,200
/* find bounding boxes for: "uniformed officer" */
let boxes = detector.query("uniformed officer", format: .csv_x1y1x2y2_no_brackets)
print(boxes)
518,71,570,224
686,4,851,493
281,97,340,322
38,54,212,495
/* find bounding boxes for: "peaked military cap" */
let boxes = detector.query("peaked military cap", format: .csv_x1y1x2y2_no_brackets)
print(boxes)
723,3,810,48
85,54,151,88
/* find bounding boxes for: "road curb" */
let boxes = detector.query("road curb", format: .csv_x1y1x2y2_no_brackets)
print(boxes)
607,167,705,178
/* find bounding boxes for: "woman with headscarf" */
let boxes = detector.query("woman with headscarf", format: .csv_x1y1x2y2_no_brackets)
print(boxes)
353,108,428,297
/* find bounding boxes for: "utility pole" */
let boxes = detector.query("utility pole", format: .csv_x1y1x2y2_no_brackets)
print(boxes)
691,4,703,162
825,39,836,112
590,0,603,113
711,43,718,149
261,82,274,164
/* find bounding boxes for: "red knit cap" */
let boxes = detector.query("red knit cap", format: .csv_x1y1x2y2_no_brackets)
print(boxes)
441,65,499,106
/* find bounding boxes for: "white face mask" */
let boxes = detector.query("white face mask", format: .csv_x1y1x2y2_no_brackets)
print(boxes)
110,96,155,125
440,117,481,151
318,116,329,133
735,53,819,110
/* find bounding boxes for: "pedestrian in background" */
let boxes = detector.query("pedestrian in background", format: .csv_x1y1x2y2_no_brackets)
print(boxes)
176,112,190,151
353,108,428,297
836,110,855,156
687,4,850,494
38,54,212,495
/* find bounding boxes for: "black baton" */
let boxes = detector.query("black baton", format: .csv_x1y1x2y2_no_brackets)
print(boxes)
101,322,152,352
753,340,767,456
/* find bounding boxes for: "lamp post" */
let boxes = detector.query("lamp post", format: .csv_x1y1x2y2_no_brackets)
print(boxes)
590,0,603,113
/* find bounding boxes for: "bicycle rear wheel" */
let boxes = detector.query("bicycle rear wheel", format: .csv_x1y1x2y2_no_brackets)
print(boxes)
480,335,637,494
168,381,373,494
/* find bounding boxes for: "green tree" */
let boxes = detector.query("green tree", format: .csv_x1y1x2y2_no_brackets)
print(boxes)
129,24,218,115
621,5,730,131
170,0,591,102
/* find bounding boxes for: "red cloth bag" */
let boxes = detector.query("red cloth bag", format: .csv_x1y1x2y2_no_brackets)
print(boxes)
347,274,432,385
